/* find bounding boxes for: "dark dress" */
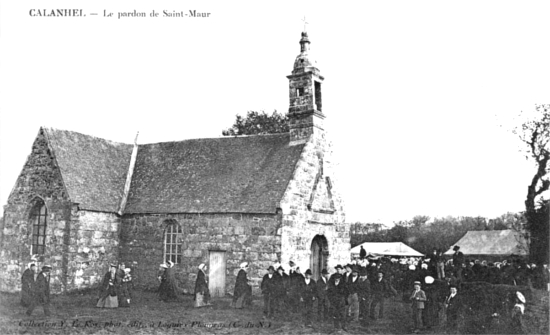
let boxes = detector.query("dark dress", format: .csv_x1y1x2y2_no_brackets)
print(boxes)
21,268,35,307
26,272,51,316
232,269,252,308
158,267,180,302
194,270,210,307
97,271,120,308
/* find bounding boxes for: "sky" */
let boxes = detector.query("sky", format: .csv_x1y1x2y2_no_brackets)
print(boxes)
1,1,549,224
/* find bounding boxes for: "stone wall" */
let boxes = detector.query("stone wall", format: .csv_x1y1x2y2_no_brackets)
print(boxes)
0,129,119,293
279,128,350,273
65,209,120,291
0,129,72,293
119,212,282,296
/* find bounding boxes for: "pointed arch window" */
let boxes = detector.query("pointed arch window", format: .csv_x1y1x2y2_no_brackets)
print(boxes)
164,220,182,264
30,202,47,255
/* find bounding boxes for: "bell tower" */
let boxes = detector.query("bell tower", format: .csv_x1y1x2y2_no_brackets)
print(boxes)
287,31,325,145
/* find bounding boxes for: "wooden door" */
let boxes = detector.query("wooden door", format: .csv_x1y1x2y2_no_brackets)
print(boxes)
208,251,226,297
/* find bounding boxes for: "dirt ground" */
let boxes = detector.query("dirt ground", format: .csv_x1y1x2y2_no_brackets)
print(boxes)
0,290,424,335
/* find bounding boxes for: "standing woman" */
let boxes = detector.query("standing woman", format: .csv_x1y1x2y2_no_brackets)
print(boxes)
510,291,526,334
194,264,211,307
158,262,180,302
231,262,252,308
21,262,37,307
97,264,120,308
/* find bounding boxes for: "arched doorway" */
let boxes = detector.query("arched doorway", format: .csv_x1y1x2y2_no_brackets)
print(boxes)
310,235,329,280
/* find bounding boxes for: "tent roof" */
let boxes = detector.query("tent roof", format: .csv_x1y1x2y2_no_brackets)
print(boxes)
351,242,424,257
444,230,528,256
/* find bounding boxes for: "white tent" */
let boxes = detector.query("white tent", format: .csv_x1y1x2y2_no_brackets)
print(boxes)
351,242,424,257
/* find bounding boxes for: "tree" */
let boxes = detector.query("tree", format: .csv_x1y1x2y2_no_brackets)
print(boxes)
222,110,289,136
513,104,550,264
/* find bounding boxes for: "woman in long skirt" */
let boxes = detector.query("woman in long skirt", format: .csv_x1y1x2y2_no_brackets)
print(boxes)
97,264,120,308
231,262,252,308
158,262,180,302
194,264,211,307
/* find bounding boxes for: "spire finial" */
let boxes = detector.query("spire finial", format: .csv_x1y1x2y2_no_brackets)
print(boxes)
302,16,308,32
134,131,139,145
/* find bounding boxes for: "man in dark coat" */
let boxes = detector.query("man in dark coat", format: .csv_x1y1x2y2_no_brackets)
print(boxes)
444,285,463,333
261,266,278,318
346,266,361,323
26,265,51,316
299,269,317,327
316,269,331,321
288,265,304,313
275,266,288,314
359,246,367,260
452,246,464,271
21,263,37,307
328,273,348,331
358,267,371,327
369,271,391,319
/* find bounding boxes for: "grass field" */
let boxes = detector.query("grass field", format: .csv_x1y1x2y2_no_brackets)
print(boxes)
0,290,415,334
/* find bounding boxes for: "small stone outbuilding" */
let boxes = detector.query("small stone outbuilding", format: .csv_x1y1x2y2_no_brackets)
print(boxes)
0,31,350,295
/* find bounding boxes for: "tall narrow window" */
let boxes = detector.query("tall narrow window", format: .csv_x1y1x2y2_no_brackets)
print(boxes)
30,202,47,255
314,81,322,111
164,220,182,264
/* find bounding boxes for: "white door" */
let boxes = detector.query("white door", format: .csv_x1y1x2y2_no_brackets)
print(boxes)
209,251,226,297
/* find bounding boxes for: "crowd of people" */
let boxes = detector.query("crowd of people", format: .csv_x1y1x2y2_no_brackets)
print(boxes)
19,245,548,333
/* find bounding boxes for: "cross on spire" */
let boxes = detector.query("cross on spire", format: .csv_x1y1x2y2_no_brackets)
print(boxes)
302,16,308,32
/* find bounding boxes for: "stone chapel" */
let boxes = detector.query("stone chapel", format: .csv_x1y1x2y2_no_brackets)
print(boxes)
0,31,350,295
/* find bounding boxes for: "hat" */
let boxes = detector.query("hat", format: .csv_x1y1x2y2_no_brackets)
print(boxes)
453,246,460,251
332,273,342,280
198,263,206,270
516,291,525,303
42,265,52,272
352,266,359,273
28,262,36,268
409,265,416,270
110,263,118,268
421,263,428,269
425,276,434,284
240,262,249,269
335,264,343,270
321,269,329,275
289,261,295,267
159,263,168,269
305,269,312,275
167,260,174,268
277,266,284,272
359,268,368,276
413,281,421,286
267,265,275,271
124,268,131,273
345,263,353,269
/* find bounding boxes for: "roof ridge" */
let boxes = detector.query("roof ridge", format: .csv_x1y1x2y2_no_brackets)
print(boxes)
42,127,131,147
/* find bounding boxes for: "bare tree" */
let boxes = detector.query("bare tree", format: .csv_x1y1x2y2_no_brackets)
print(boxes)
513,104,549,264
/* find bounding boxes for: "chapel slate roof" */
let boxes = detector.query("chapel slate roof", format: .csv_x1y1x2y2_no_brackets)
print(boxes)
43,128,133,213
124,134,305,214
